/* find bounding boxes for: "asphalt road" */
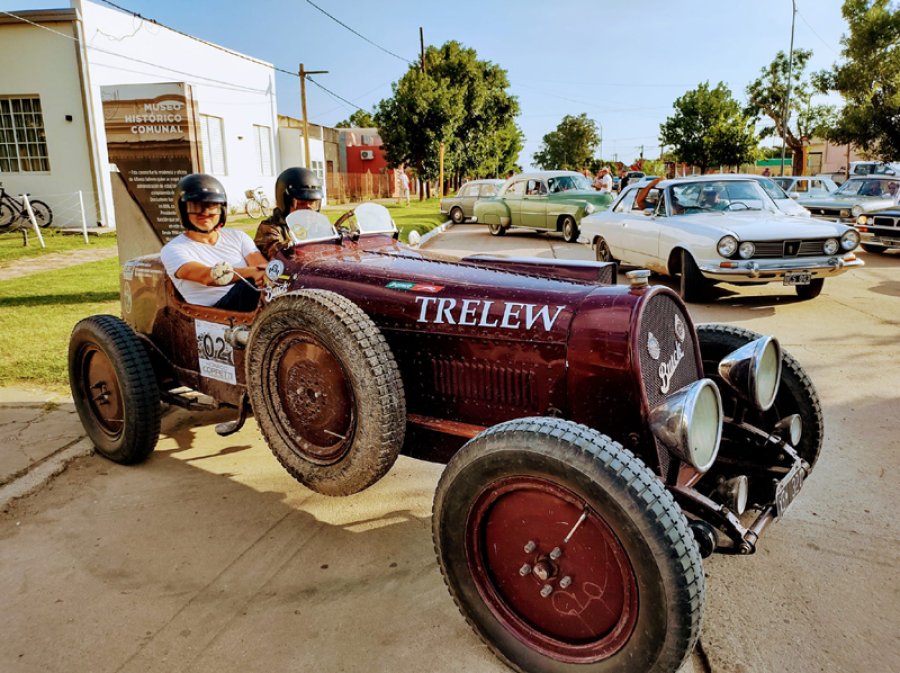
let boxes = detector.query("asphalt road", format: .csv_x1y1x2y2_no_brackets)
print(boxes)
1,224,897,673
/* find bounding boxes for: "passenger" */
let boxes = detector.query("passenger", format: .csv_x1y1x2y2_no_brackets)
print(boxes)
670,193,686,215
254,167,324,260
700,187,724,209
886,181,899,198
160,174,267,312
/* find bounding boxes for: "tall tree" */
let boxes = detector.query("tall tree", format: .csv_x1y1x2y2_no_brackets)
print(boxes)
335,109,376,128
817,0,900,160
375,41,520,195
659,82,760,173
745,49,837,175
532,114,599,170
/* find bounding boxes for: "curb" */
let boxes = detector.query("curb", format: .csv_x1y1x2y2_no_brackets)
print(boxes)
0,438,93,509
412,220,452,249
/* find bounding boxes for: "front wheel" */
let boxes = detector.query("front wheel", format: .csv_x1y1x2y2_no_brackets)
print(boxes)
28,199,53,227
594,236,615,263
450,207,465,224
68,315,161,464
434,417,704,673
245,198,262,219
795,278,824,300
246,290,406,496
0,202,13,229
561,216,579,243
259,197,272,217
488,222,507,236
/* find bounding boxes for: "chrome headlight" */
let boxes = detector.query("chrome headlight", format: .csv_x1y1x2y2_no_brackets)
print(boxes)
840,209,850,218
823,238,840,255
717,235,738,257
841,229,860,250
584,202,596,214
738,241,756,259
850,205,863,218
856,215,868,226
650,379,723,473
718,336,782,411
774,414,802,446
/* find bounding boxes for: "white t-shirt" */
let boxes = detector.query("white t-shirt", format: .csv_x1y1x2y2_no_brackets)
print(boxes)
399,172,410,191
597,174,613,193
160,229,259,306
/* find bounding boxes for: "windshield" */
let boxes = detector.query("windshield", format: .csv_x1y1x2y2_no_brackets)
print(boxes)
834,177,899,198
347,202,397,235
755,177,790,200
547,174,592,192
669,180,774,215
285,210,338,245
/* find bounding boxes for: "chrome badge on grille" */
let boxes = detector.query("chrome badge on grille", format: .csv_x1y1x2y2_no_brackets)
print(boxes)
647,332,661,360
658,315,687,394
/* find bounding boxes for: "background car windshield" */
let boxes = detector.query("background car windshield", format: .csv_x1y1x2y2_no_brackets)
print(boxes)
834,177,898,197
670,180,770,213
755,177,791,200
548,174,591,192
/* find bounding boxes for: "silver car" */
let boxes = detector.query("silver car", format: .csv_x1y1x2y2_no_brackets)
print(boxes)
440,179,505,224
773,176,839,198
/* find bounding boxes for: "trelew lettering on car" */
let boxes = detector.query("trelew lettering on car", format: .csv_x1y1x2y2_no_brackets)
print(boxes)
413,296,566,331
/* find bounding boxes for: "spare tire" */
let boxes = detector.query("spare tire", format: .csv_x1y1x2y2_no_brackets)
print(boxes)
246,290,406,496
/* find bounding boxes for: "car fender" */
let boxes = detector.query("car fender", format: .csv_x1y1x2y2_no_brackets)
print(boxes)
473,198,510,226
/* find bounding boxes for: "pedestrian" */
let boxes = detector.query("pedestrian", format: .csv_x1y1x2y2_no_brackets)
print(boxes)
762,167,771,177
398,168,410,206
594,167,613,193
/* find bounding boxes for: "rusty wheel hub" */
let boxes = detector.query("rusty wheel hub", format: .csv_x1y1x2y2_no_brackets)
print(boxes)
81,345,123,437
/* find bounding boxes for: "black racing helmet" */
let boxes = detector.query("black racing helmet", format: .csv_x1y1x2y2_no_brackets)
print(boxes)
174,173,227,231
275,167,323,212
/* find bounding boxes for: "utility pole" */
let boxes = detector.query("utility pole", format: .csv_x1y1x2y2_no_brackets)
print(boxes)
780,0,797,177
299,63,328,169
439,142,445,197
419,27,426,73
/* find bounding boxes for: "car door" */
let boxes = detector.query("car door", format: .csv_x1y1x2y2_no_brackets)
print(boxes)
600,187,642,262
521,179,549,228
503,180,526,224
458,183,479,218
617,188,665,268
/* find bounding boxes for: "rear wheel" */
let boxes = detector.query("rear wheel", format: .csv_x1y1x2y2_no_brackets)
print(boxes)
245,198,262,219
861,243,886,254
680,249,708,303
450,207,465,224
594,237,614,263
247,290,406,496
434,417,704,673
561,216,579,243
28,199,53,227
488,222,507,236
795,278,824,300
68,315,160,464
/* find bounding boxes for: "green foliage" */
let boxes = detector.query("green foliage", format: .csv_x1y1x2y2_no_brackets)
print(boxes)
817,0,900,160
532,114,600,170
745,48,837,173
335,109,377,128
660,82,760,172
375,42,520,181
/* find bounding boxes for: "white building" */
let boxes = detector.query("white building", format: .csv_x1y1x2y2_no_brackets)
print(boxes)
0,0,281,229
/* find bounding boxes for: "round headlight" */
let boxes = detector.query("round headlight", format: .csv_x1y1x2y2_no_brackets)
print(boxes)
851,205,863,218
755,338,780,411
718,336,782,412
840,209,850,218
738,241,756,259
688,381,723,471
823,238,840,255
717,235,738,257
584,202,596,214
856,215,868,226
649,378,723,473
841,229,860,250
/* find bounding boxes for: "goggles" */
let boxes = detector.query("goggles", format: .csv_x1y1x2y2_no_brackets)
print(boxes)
186,201,224,214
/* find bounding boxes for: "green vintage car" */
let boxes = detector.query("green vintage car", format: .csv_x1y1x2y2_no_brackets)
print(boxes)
473,170,614,242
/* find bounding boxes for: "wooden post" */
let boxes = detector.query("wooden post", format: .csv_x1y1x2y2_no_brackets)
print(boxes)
299,63,328,168
439,142,444,198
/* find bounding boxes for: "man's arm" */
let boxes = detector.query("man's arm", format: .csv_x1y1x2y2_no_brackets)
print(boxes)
174,251,268,288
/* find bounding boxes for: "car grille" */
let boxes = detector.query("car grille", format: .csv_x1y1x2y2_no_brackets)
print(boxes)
749,239,834,258
809,207,846,218
430,358,537,410
872,214,900,229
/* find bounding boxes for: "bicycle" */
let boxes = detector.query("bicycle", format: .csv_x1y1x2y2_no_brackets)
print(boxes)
244,187,271,219
0,182,53,231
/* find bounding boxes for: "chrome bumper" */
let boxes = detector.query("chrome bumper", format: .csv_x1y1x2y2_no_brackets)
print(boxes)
699,255,864,282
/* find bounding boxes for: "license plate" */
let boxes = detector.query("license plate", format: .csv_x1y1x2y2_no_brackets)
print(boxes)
775,462,805,516
783,271,811,286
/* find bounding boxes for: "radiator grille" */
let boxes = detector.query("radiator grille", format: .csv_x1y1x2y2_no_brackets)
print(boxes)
638,294,700,410
430,358,536,409
750,239,832,258
873,215,900,228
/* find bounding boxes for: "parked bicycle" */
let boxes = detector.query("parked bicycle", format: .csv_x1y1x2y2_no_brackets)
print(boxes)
0,182,53,232
244,187,271,219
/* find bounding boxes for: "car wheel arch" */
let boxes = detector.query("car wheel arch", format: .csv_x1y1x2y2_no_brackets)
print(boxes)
668,247,687,276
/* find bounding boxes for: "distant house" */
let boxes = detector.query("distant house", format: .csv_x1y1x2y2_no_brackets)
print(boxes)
338,128,388,174
278,116,340,205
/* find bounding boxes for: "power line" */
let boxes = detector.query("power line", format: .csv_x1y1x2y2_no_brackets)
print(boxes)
796,9,841,57
303,0,413,65
307,76,366,112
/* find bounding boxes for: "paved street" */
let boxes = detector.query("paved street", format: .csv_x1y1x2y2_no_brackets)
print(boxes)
1,224,897,673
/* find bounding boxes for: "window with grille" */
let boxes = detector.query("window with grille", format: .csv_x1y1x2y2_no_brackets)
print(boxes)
0,97,50,172
198,114,226,175
311,160,325,181
254,124,273,175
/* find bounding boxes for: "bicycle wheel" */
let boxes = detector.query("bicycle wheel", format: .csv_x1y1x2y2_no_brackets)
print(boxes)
245,198,262,219
259,197,271,217
0,202,13,229
28,200,53,227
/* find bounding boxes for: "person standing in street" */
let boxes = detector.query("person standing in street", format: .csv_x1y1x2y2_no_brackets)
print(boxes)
398,168,411,206
594,167,613,193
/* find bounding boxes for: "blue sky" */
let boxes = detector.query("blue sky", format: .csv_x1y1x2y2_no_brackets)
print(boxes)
5,0,851,168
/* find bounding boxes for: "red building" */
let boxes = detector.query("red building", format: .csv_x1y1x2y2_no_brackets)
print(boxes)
339,127,388,174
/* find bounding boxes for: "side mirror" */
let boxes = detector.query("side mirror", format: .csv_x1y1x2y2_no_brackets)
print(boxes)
789,193,800,200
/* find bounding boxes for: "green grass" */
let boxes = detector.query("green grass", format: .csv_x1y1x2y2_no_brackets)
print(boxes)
0,257,120,391
0,229,117,266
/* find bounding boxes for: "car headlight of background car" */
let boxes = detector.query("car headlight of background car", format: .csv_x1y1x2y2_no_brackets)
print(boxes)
841,229,860,250
738,241,756,259
823,238,840,255
717,235,738,257
856,215,868,226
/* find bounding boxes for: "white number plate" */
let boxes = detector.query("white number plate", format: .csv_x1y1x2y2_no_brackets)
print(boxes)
783,271,811,286
775,462,805,516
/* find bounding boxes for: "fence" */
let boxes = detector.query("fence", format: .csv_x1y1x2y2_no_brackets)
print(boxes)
325,171,420,204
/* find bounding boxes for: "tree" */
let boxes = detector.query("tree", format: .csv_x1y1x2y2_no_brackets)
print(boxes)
659,82,760,173
335,109,376,128
375,41,520,196
745,49,837,175
532,114,599,170
817,0,900,160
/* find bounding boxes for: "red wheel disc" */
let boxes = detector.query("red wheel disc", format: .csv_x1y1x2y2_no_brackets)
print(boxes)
467,476,638,663
81,345,124,437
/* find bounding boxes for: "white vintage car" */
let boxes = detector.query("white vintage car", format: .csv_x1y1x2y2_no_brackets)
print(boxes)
578,176,864,301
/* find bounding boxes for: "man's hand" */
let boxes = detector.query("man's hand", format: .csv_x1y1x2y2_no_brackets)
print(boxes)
210,261,235,286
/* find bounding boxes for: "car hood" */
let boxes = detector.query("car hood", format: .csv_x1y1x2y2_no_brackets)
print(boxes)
672,211,850,239
773,198,811,217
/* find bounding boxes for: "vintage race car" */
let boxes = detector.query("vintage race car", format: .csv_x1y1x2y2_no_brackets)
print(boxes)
578,175,863,302
69,203,823,673
473,170,613,242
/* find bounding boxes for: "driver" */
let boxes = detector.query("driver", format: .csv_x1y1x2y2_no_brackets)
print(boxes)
700,187,724,210
160,173,268,312
254,167,324,259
